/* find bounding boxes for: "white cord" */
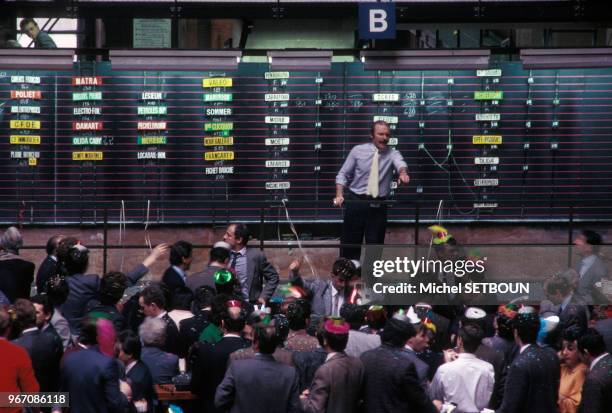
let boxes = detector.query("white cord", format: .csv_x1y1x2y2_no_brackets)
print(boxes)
144,199,152,250
119,200,126,272
427,200,444,260
281,199,317,280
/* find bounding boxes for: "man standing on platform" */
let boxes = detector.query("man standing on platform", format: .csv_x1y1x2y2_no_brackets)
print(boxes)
334,121,409,260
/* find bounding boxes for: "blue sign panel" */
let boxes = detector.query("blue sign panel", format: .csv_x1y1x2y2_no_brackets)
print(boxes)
359,3,396,40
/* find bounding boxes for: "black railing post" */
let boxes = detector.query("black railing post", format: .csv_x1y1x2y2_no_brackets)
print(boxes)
259,207,265,251
567,205,574,267
103,207,108,275
414,202,420,245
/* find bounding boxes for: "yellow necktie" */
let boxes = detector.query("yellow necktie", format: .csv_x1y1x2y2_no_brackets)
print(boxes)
366,149,379,198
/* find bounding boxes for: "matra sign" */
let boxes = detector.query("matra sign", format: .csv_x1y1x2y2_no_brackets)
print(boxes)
359,3,396,40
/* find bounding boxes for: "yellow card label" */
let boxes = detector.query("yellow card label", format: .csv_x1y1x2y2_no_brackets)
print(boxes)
203,78,233,88
28,158,37,166
204,137,234,146
204,151,234,161
72,151,103,161
10,120,41,129
472,135,502,145
10,135,40,144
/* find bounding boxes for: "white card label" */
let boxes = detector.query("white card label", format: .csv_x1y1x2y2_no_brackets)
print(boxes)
476,69,502,77
373,116,398,124
475,113,501,121
265,160,290,168
372,93,400,102
265,116,290,124
11,106,40,114
265,138,290,146
264,72,290,79
474,179,499,186
474,157,499,165
265,93,290,102
265,182,290,190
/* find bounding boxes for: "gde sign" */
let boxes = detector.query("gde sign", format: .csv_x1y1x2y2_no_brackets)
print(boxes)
359,2,396,40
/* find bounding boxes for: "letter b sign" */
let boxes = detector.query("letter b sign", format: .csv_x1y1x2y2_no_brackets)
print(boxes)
370,10,388,33
359,3,396,39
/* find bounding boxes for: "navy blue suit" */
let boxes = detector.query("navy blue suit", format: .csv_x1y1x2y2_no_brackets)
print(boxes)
36,256,58,293
496,344,560,413
162,266,186,292
60,264,149,334
125,360,155,412
12,328,63,392
60,346,129,413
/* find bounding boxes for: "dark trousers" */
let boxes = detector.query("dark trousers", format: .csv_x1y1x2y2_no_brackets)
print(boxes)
340,192,388,260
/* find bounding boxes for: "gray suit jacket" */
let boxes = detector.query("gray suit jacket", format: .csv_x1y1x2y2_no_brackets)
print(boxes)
401,347,430,391
289,272,332,316
186,265,219,293
35,31,57,48
216,353,300,413
301,352,364,413
575,255,608,303
578,353,612,413
244,248,279,301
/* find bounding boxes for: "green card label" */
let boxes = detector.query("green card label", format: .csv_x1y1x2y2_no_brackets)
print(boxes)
474,91,503,100
72,91,102,101
204,93,233,102
204,122,233,131
138,136,167,145
138,106,167,115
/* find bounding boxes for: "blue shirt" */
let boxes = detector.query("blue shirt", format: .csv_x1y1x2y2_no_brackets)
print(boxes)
336,142,407,198
172,265,187,284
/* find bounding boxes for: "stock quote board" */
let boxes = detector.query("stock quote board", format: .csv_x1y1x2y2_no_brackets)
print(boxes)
1,61,612,224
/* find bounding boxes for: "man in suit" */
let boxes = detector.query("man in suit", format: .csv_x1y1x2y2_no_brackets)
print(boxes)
44,275,72,349
19,18,57,48
361,315,438,413
31,294,62,343
496,311,560,413
216,319,300,413
402,321,433,390
341,304,380,358
139,317,179,384
179,285,214,355
300,318,364,413
286,301,319,353
162,240,193,293
574,229,608,303
289,258,358,317
223,223,279,304
190,301,249,412
594,314,612,353
577,328,611,413
117,330,155,413
293,320,328,391
139,284,181,356
11,299,63,393
545,271,589,333
0,226,35,302
0,306,40,413
36,235,64,293
60,336,131,412
87,271,129,333
187,241,230,293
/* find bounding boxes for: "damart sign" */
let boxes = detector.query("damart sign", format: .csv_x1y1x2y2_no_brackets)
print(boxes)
359,245,612,306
